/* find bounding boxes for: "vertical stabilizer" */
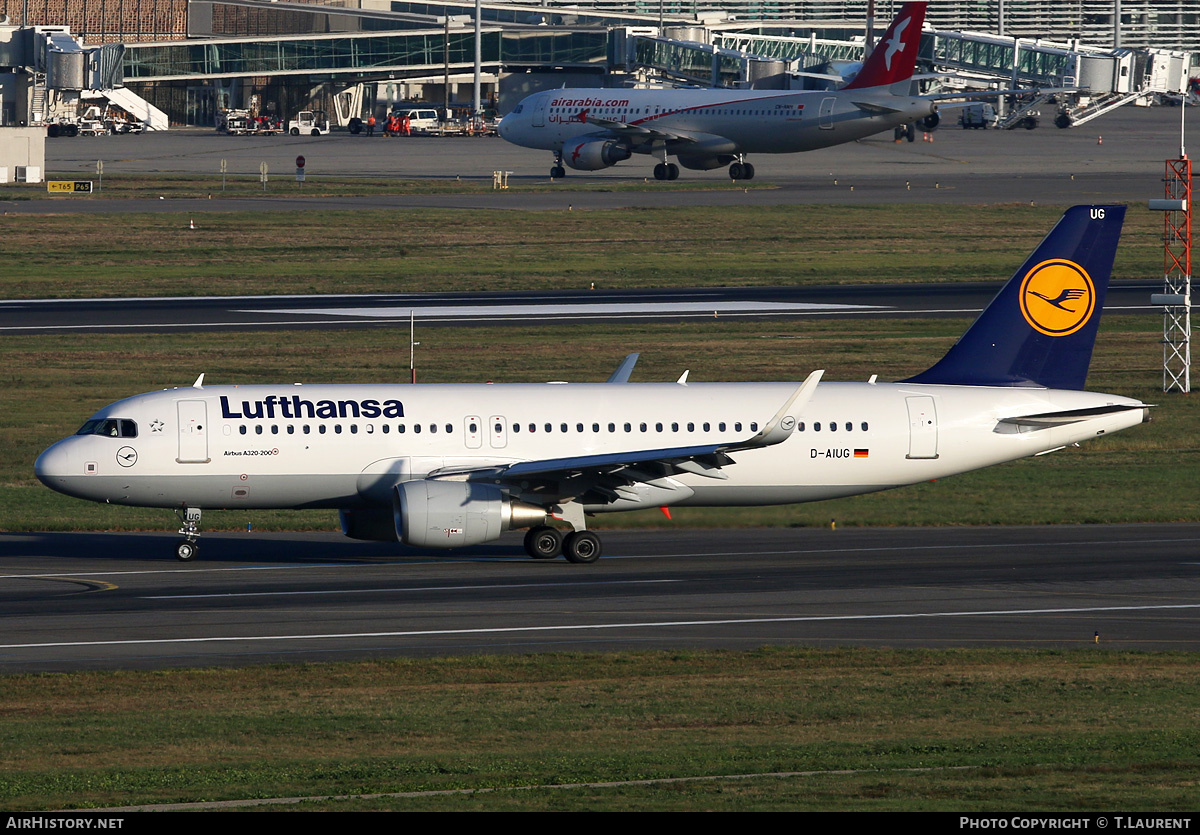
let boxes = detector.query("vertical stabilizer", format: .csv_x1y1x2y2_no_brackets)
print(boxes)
842,2,926,94
903,205,1126,390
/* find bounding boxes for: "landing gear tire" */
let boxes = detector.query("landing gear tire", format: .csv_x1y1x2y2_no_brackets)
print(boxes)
1054,113,1072,129
729,162,754,180
551,165,566,179
654,163,667,180
176,540,199,562
654,163,679,181
524,526,563,560
563,530,602,564
906,123,917,142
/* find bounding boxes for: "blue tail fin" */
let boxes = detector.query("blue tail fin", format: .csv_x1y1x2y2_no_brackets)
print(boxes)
904,205,1125,390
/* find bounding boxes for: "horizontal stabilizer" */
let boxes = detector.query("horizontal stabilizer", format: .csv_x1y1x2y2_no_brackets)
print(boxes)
994,404,1146,433
852,100,906,115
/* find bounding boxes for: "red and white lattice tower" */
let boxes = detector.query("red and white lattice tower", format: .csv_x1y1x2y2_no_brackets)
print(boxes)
1159,159,1192,393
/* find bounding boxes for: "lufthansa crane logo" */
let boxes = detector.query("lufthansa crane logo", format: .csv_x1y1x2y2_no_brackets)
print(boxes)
1018,259,1096,337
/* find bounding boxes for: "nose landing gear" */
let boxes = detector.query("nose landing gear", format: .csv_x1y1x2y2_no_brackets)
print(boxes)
175,507,202,561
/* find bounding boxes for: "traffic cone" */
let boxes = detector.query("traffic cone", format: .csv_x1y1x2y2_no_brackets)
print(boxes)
1098,135,1103,145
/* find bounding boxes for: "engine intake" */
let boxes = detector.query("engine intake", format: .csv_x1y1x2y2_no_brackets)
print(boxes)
564,139,632,171
394,480,547,549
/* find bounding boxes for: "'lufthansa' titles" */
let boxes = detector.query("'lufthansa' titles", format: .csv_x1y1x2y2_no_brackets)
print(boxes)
220,395,404,420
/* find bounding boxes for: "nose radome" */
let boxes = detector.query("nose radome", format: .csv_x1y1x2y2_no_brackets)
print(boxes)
35,441,68,487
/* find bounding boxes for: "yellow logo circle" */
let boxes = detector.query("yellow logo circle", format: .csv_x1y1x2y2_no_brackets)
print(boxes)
1018,259,1096,337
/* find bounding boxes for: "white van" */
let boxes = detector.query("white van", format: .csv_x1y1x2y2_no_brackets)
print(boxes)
392,107,441,134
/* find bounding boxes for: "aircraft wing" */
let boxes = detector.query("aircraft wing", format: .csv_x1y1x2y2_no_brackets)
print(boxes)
582,115,721,146
430,371,823,504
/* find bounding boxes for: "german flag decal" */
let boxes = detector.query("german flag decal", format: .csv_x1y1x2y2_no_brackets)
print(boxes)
854,449,869,458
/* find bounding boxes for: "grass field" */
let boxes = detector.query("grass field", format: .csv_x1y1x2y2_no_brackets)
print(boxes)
2,648,1199,811
0,201,1163,299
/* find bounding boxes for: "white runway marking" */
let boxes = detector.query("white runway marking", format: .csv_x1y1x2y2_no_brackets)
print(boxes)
4,603,1199,650
239,301,884,318
142,578,683,600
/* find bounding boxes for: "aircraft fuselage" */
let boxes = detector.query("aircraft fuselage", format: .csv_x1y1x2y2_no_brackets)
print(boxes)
499,87,935,156
36,381,1146,514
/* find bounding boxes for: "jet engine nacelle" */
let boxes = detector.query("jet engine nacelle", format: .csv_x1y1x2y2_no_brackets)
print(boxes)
393,480,548,549
340,507,398,542
564,139,632,171
922,111,940,130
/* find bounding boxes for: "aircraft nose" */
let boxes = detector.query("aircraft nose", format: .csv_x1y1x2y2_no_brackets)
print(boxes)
34,438,87,497
35,440,70,487
497,114,511,139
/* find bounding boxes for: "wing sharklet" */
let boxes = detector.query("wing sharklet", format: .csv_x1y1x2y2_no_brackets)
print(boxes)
606,353,640,383
726,369,824,451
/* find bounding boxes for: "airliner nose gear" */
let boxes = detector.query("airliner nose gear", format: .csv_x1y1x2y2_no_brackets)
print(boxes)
175,506,202,562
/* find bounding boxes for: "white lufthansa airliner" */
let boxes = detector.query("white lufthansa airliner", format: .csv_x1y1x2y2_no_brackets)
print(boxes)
498,2,941,180
36,205,1147,564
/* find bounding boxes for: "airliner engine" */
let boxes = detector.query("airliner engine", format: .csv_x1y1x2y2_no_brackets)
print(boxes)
564,139,632,171
393,481,547,548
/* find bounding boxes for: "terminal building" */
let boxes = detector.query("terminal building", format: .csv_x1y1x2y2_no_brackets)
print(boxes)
0,0,1196,128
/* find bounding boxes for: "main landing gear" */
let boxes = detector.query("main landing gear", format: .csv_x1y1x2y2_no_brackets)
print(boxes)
653,162,679,181
175,507,202,562
523,525,602,564
728,161,755,180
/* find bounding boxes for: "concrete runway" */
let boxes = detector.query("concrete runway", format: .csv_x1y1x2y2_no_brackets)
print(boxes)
3,103,1191,213
2,524,1198,672
0,279,1164,334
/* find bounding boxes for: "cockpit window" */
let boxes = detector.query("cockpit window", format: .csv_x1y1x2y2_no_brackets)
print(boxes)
76,419,138,438
511,104,523,114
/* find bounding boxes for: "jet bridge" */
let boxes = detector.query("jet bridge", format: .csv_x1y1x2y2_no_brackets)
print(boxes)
0,23,164,131
623,25,1192,127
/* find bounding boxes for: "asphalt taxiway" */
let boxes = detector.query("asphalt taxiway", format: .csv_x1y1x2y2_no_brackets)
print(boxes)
2,524,1198,672
1,103,1191,213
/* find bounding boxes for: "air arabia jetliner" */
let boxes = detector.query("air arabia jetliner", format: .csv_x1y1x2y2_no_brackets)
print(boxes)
499,2,940,180
37,206,1147,564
